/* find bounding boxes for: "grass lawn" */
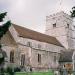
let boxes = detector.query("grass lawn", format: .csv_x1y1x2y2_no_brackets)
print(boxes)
15,71,54,75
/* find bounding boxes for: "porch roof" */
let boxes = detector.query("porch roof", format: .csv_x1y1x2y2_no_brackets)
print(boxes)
59,50,74,62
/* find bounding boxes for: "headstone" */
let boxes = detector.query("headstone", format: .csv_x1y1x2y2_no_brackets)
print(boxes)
63,69,68,75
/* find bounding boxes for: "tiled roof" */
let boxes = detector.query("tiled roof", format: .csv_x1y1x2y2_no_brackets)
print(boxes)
12,23,63,47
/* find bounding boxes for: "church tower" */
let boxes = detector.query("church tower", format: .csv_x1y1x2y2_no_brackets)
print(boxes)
45,11,75,49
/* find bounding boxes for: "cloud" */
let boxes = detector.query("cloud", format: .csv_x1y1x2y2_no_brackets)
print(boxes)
0,0,75,33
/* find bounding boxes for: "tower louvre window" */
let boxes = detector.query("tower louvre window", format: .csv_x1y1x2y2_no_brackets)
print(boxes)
53,23,56,28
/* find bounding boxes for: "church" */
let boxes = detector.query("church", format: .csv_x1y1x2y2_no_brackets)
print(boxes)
1,11,75,71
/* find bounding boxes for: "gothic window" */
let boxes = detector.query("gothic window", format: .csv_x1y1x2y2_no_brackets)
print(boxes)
38,54,41,64
21,54,25,66
10,51,14,63
53,23,56,28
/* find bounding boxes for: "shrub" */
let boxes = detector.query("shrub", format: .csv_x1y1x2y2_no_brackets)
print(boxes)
14,67,21,72
6,67,15,75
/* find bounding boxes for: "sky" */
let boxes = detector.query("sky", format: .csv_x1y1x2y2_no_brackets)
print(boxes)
0,0,75,33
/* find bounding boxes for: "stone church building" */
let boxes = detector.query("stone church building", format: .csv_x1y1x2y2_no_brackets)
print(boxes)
1,11,75,71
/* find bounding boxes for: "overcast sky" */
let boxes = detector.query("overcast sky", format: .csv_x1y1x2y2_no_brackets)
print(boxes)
0,0,75,33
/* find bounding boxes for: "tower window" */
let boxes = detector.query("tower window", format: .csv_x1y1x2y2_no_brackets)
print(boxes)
74,26,75,29
10,51,14,63
38,54,41,64
53,23,56,28
67,24,69,28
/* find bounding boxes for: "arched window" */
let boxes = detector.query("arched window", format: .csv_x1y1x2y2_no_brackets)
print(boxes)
10,51,14,63
38,54,41,64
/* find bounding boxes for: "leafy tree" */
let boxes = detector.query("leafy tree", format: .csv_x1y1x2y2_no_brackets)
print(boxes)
0,12,11,74
0,12,11,39
70,6,75,17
